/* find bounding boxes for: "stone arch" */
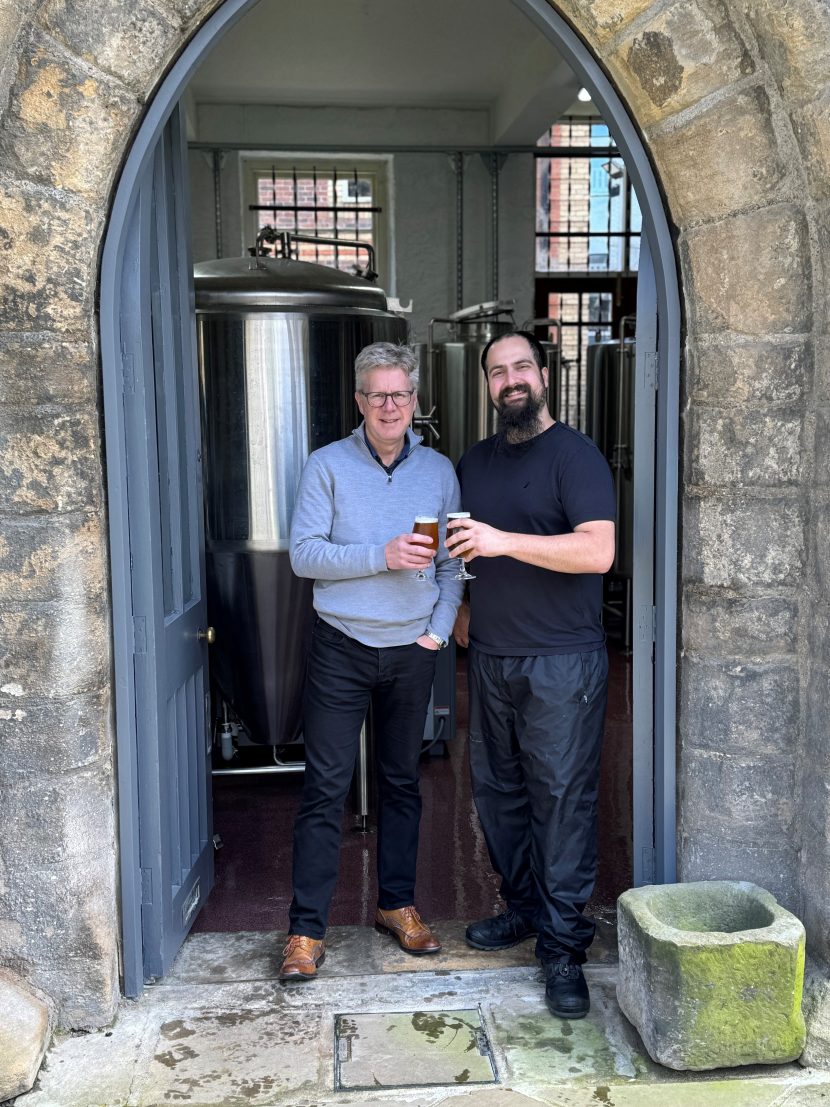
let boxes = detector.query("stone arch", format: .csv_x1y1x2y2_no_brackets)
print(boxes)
0,0,827,1028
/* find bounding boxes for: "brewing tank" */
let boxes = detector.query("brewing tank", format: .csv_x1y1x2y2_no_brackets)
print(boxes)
195,256,406,745
585,337,634,579
418,303,561,464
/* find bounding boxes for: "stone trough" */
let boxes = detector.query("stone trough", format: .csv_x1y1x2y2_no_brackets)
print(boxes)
616,880,806,1071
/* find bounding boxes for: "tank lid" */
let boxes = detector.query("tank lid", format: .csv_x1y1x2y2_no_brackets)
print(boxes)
194,256,389,310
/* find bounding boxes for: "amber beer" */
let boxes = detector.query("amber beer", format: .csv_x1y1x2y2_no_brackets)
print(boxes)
412,515,439,580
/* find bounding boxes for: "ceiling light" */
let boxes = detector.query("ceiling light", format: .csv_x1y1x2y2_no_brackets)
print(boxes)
577,87,592,102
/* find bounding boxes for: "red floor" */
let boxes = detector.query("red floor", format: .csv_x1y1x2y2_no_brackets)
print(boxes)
194,645,632,933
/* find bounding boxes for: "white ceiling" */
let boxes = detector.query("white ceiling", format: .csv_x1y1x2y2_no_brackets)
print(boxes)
189,0,583,143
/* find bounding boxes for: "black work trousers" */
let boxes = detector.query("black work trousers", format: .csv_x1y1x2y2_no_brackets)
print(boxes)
288,618,438,938
468,645,608,964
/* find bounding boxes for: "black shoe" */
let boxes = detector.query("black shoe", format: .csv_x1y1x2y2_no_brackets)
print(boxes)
465,909,537,951
544,960,590,1019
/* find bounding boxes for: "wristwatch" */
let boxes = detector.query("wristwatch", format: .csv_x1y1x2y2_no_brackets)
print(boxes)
424,629,446,649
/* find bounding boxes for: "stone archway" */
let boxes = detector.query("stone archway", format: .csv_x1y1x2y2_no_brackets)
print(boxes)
0,0,827,1031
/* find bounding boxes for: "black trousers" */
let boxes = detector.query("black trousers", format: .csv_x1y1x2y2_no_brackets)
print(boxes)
288,618,438,938
468,646,608,964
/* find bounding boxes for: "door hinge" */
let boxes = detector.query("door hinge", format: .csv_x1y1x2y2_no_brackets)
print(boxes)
133,616,147,655
643,351,658,391
641,846,656,884
141,867,154,905
122,353,135,395
638,605,656,643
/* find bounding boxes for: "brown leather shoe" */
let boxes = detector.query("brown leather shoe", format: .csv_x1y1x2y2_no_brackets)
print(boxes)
375,906,442,955
279,934,325,982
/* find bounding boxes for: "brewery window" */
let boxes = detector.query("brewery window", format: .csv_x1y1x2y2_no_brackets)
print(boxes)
242,156,389,283
533,117,639,430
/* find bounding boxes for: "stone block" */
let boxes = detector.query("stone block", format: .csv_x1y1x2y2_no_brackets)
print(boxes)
680,655,799,754
683,495,804,587
681,588,798,655
809,499,830,595
799,851,830,967
688,337,810,407
801,959,830,1068
648,86,788,225
817,337,830,400
0,514,106,600
680,748,795,840
744,0,830,107
0,968,53,1101
617,881,806,1070
0,599,110,699
0,690,110,774
0,175,99,334
686,407,802,486
0,764,114,868
814,409,830,486
679,833,800,907
0,332,97,406
0,852,119,1028
792,92,830,204
0,409,102,514
550,0,657,48
0,31,138,201
682,204,812,336
38,0,179,93
606,0,753,128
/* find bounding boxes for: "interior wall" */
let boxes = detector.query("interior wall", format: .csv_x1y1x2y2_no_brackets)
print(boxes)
188,102,535,341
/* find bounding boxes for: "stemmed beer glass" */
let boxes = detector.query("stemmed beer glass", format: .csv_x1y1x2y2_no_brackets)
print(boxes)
412,516,438,581
446,512,476,581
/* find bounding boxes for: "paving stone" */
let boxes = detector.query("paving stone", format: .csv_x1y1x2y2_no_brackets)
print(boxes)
0,969,53,1102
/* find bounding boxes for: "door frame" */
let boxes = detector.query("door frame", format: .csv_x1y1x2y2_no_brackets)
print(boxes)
100,0,680,997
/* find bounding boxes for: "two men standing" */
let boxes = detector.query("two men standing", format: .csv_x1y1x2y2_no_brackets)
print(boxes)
284,331,614,1021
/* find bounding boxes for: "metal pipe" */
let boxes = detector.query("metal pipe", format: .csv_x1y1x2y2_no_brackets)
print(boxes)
189,141,621,157
212,149,223,259
490,153,500,301
454,152,464,311
614,314,636,575
522,316,562,421
355,719,369,832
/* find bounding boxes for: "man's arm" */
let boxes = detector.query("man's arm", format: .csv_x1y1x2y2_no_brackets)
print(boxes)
422,471,465,645
445,518,615,575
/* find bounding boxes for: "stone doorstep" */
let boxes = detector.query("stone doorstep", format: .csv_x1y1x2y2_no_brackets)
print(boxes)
0,969,54,1103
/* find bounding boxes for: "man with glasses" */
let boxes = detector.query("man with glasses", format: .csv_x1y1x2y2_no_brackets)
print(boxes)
280,341,463,983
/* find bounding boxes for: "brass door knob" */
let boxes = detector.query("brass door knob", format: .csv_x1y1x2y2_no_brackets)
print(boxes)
197,626,216,644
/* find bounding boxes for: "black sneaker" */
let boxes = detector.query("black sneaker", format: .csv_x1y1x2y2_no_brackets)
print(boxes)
465,909,537,951
544,960,590,1019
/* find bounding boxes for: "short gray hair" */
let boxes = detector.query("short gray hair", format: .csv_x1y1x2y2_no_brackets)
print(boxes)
354,342,420,391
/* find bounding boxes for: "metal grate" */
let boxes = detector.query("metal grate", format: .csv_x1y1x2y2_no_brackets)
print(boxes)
249,165,380,273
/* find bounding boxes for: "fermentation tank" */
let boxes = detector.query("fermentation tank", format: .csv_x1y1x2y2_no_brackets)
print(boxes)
418,302,561,464
195,254,406,746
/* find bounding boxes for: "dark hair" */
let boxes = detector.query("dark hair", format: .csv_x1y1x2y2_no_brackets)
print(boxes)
480,329,547,375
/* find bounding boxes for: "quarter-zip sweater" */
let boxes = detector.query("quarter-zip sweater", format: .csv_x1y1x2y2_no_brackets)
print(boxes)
289,425,464,647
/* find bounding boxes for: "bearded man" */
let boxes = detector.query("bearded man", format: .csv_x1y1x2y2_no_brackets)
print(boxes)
446,330,616,1020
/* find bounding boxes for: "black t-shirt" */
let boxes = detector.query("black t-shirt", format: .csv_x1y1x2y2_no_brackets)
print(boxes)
457,422,616,655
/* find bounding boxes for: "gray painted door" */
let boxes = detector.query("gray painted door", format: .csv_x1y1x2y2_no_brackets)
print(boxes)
120,105,214,983
632,231,658,885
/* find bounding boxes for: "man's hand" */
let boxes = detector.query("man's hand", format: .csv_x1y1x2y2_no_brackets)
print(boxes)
445,517,507,561
452,601,470,648
385,532,436,571
415,634,440,651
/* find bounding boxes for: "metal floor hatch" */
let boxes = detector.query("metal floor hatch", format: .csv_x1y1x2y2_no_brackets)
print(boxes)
334,1007,499,1091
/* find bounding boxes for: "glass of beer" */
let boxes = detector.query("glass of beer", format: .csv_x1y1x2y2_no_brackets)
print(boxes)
446,512,476,580
412,516,439,580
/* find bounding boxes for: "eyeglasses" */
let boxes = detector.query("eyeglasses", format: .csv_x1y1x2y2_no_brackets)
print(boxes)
360,390,415,408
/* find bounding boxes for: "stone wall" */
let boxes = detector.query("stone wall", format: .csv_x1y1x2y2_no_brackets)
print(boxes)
0,0,828,1028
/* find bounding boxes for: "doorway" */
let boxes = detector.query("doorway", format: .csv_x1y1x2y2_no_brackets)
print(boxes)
100,0,680,997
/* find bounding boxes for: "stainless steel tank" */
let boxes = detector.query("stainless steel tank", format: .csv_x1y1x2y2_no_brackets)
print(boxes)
195,255,406,745
417,302,562,463
585,333,635,580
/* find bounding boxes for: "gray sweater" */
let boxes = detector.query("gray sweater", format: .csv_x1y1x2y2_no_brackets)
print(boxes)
289,426,464,647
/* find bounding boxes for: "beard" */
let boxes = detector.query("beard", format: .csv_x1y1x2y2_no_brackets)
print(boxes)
496,384,547,444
